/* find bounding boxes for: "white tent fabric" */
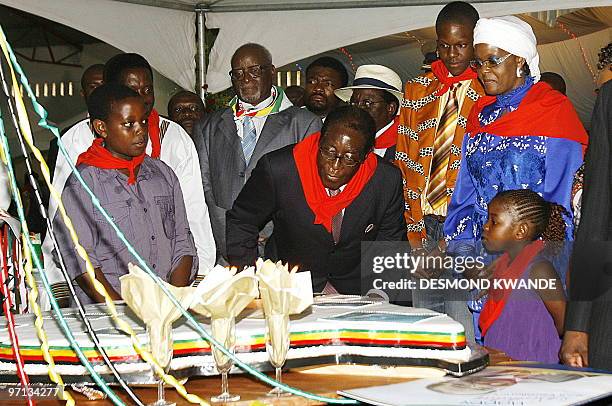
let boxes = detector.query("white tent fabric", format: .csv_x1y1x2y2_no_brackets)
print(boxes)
294,26,610,126
0,0,609,98
538,28,610,126
205,0,611,93
0,0,196,91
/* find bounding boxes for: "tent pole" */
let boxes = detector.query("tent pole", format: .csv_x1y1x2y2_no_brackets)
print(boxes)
196,5,207,105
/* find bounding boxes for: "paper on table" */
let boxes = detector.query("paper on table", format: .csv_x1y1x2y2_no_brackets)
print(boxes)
338,366,612,406
119,263,195,367
256,259,313,366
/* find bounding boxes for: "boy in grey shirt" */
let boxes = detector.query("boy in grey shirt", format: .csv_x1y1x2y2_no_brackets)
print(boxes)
53,84,197,305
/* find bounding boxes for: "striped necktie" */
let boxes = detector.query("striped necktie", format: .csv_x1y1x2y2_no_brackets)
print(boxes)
329,188,343,244
241,115,257,165
427,83,460,210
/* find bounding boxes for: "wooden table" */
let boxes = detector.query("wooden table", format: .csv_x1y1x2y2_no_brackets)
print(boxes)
13,349,513,405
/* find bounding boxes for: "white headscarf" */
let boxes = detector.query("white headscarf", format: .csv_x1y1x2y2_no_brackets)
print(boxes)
473,16,540,82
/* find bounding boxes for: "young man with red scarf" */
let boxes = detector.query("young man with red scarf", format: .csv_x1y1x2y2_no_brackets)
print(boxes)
52,84,197,305
395,1,484,341
226,106,405,294
42,54,215,309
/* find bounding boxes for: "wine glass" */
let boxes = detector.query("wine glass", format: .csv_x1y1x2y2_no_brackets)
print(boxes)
146,325,175,406
265,313,291,397
210,317,240,403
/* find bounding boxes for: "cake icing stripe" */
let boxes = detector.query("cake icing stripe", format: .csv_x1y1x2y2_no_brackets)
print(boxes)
0,334,466,364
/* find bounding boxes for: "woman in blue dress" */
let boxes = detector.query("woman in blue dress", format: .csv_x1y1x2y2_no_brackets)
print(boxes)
443,16,588,342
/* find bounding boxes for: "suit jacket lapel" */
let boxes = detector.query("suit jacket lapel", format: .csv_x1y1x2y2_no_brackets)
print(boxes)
248,112,290,171
219,109,247,167
339,177,376,242
220,109,241,146
383,145,396,162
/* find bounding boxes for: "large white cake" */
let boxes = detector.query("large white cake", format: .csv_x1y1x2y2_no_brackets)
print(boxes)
0,295,488,382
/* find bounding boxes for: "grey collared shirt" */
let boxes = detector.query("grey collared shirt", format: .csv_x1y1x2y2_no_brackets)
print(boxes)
53,156,197,305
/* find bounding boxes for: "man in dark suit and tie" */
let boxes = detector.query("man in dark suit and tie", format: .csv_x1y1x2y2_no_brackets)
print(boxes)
226,106,406,293
194,43,321,264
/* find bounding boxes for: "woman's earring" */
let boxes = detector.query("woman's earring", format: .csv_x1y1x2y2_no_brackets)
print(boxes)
516,67,522,77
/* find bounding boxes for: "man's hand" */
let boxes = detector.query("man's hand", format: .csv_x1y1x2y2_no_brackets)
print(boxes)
560,330,589,368
412,247,444,279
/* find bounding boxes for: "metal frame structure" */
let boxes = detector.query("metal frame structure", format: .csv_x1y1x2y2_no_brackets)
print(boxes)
110,0,541,99
114,0,538,12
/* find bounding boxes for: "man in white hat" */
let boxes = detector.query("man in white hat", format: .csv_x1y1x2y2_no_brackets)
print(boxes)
335,65,403,162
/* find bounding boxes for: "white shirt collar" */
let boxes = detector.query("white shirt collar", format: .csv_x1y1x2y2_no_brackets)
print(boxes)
240,88,275,111
327,185,346,194
375,120,395,138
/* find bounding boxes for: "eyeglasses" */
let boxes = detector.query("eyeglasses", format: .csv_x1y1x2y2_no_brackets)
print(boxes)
350,99,386,109
469,53,513,70
229,64,272,80
319,146,362,167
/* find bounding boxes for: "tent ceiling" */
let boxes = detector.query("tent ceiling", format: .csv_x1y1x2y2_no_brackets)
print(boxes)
0,5,100,49
351,7,612,53
0,0,196,91
112,0,588,13
0,0,608,114
205,0,611,93
109,0,195,12
198,0,549,12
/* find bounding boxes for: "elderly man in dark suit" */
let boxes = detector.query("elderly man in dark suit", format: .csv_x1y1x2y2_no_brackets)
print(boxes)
227,106,406,293
194,43,321,264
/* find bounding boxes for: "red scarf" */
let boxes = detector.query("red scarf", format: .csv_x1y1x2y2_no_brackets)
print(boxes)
431,60,478,96
293,132,378,233
148,108,161,159
76,138,146,185
479,240,545,336
466,82,589,153
375,118,399,149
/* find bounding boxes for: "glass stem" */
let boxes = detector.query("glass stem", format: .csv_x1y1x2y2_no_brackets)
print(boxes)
275,367,282,386
158,378,165,402
221,372,229,395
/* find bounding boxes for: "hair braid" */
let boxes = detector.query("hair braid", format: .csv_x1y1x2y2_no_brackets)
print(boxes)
541,203,568,241
493,189,567,242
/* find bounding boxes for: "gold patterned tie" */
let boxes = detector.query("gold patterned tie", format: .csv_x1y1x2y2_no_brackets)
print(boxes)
427,83,460,210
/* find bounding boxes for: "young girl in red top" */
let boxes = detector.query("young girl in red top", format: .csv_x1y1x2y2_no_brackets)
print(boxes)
480,189,566,362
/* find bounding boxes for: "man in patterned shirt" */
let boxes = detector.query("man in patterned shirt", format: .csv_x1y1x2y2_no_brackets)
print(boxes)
395,1,485,340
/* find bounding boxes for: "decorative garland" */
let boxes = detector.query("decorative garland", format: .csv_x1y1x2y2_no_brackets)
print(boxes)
556,21,598,85
0,22,358,406
0,93,76,406
0,25,208,406
0,226,32,406
404,31,426,48
0,49,145,406
338,47,357,73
